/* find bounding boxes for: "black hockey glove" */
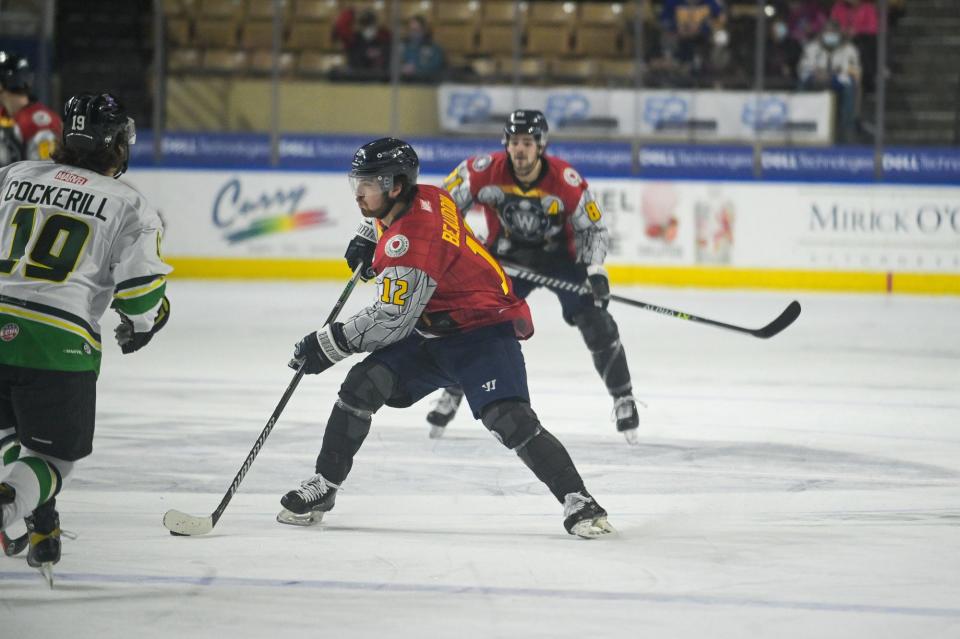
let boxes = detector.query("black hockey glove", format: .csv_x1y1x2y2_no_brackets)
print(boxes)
288,324,351,374
344,235,376,282
115,296,171,354
585,265,610,309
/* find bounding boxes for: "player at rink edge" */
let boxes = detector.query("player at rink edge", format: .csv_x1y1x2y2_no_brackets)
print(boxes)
0,93,172,584
419,110,640,443
278,137,613,538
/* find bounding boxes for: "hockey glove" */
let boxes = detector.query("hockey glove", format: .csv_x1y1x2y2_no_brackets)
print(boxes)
585,265,610,309
288,324,351,374
344,235,377,282
115,296,171,354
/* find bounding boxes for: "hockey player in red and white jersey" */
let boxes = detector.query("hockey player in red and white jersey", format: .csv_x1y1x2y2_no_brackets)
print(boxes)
425,110,641,444
277,138,613,538
0,52,62,166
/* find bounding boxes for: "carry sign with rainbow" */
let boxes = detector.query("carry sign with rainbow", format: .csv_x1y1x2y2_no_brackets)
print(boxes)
211,177,332,244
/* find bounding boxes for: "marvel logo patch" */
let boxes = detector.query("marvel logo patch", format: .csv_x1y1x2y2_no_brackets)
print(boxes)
1,323,19,342
384,234,410,258
55,170,88,185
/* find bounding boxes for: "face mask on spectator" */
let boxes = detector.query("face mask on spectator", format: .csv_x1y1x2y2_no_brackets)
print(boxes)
713,29,729,47
822,31,841,48
362,26,378,40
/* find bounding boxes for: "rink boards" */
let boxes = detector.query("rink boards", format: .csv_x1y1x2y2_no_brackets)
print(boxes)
123,168,960,295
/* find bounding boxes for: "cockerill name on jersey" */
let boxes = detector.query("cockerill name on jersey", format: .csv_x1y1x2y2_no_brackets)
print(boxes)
3,179,108,220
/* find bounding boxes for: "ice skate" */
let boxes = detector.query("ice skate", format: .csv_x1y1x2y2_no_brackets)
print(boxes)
26,499,61,588
613,395,642,445
563,491,614,539
277,474,339,526
426,388,464,438
1,529,28,556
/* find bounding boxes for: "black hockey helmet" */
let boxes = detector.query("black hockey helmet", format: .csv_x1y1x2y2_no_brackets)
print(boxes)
0,51,33,93
61,93,136,177
502,109,549,149
348,137,419,199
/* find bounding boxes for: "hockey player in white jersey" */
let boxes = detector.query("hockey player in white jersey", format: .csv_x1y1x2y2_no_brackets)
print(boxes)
0,93,171,585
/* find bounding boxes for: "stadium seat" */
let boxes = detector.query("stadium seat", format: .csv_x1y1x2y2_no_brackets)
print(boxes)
550,58,598,83
294,0,340,21
298,51,346,75
198,0,244,19
193,19,239,47
400,0,434,20
574,26,622,58
249,49,297,73
168,48,202,72
580,2,626,26
470,57,499,79
241,20,281,49
433,24,477,56
599,58,637,83
482,1,527,24
477,24,519,56
526,25,573,57
162,0,196,18
435,0,480,24
202,49,249,72
529,1,577,26
247,0,289,20
287,21,335,50
165,17,192,46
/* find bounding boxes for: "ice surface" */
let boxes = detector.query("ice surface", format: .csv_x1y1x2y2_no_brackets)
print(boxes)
3,281,959,638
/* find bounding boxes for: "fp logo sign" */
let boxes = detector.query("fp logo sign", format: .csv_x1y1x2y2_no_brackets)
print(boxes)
545,93,591,126
742,97,789,130
643,96,689,129
447,91,492,124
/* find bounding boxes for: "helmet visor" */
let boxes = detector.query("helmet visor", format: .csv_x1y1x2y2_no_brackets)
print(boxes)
348,173,393,197
124,117,137,145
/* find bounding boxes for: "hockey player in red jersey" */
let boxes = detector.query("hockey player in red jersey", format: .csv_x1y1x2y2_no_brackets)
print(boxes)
0,52,61,166
425,110,641,444
277,138,613,538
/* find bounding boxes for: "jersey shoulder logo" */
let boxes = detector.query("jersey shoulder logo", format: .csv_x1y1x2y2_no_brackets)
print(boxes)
384,234,410,258
32,110,52,126
562,167,582,187
419,198,433,213
471,154,492,172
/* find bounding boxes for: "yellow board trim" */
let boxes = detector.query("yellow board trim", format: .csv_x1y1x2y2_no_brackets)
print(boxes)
0,304,102,350
164,257,960,295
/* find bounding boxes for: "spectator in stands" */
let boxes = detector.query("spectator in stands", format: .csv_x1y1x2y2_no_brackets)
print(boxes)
0,51,61,167
798,19,861,142
345,9,391,75
765,18,803,87
786,0,828,43
659,0,727,74
829,0,878,90
400,15,445,81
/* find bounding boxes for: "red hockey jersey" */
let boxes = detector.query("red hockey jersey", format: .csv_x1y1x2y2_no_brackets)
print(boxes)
0,101,61,161
442,151,604,267
373,183,533,339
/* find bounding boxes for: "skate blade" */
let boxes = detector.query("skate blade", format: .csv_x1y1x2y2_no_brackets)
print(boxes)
1,531,28,556
622,428,639,446
38,562,54,588
428,424,446,439
570,517,616,539
276,508,325,527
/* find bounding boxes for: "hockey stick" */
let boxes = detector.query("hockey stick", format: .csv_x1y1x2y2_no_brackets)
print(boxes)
502,263,801,339
163,266,365,536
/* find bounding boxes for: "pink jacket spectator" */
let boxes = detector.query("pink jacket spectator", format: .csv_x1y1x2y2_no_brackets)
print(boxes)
830,1,879,36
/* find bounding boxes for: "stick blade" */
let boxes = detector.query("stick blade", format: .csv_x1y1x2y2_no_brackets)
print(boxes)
163,509,214,536
754,300,802,338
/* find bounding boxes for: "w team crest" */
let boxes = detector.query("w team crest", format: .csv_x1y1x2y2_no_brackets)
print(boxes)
1,323,19,342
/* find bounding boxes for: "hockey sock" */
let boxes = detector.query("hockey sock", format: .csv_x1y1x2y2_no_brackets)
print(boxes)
0,455,64,529
516,428,586,503
0,428,19,466
315,401,371,485
575,308,633,397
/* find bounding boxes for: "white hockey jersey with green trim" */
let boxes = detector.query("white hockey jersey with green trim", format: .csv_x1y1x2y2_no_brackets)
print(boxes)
0,160,172,373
